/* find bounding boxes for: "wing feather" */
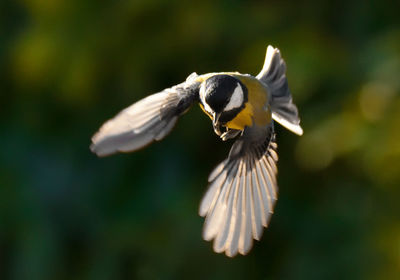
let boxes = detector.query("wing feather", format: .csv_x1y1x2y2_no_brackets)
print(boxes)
260,157,277,203
249,159,263,241
203,162,238,242
241,171,253,254
199,169,227,217
200,124,278,257
255,160,272,216
90,76,199,157
253,160,268,226
256,46,303,135
212,165,240,252
225,162,244,257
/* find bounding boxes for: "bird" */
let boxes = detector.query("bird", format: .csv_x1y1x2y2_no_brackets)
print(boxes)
90,45,303,257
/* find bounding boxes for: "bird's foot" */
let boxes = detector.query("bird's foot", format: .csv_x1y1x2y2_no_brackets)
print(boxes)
220,129,241,141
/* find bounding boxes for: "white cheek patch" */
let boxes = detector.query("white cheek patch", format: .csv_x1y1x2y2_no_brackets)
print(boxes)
200,83,213,114
224,83,244,111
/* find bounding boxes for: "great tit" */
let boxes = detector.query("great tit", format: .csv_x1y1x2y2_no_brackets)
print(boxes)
90,45,303,257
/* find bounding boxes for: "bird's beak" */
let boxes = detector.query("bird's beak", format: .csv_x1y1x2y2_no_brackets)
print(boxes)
213,112,222,136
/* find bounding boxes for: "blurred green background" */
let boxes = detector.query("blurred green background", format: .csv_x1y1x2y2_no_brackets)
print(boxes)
1,0,400,279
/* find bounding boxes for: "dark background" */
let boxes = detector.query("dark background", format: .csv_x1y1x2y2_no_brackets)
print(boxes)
1,0,400,279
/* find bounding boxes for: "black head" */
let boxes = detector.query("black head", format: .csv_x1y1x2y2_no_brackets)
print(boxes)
200,75,248,124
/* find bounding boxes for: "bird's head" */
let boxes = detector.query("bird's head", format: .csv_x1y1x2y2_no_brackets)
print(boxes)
200,74,248,135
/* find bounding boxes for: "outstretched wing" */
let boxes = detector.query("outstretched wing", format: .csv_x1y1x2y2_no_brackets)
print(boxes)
199,124,278,257
90,73,200,156
257,46,303,136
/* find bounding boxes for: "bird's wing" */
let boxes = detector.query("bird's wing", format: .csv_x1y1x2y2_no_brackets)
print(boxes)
90,73,200,157
256,45,303,135
199,123,278,257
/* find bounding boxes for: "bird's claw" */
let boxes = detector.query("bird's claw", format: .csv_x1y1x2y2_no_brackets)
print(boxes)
220,129,241,141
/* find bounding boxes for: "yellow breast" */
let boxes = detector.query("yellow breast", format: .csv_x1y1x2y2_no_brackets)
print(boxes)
224,103,254,130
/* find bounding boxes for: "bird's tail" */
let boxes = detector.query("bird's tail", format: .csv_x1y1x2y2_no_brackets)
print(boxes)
256,46,303,135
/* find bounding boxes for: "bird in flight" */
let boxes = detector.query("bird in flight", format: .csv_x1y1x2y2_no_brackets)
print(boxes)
90,45,303,257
